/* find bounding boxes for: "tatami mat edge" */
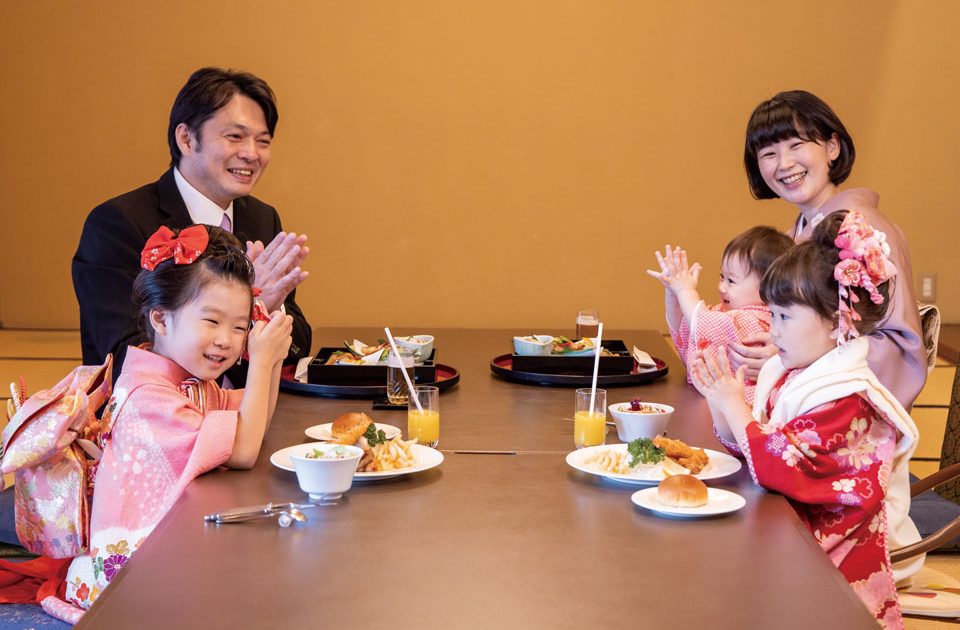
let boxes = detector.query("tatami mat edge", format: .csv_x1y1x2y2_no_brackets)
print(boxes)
0,329,81,360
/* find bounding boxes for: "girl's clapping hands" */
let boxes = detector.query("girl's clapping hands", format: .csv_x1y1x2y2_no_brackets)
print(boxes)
247,311,293,366
690,346,747,413
690,346,753,444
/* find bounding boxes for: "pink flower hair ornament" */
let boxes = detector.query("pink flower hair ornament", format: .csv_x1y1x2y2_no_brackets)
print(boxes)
832,211,897,344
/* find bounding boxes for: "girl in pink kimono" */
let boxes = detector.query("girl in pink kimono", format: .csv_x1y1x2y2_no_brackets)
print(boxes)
647,226,792,405
691,210,921,629
732,90,926,410
45,225,293,623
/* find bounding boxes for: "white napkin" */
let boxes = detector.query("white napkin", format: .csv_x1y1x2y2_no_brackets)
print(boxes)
632,346,657,369
295,356,313,383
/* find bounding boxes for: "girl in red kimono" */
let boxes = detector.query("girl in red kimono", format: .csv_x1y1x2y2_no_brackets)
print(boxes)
690,210,921,629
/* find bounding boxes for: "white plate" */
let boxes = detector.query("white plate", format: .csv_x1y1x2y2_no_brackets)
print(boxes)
304,422,402,442
630,487,746,518
270,442,443,481
565,443,742,485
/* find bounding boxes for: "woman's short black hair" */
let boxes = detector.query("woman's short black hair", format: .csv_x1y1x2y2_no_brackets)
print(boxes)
132,225,255,341
743,90,856,200
167,67,279,167
722,226,795,280
760,210,890,335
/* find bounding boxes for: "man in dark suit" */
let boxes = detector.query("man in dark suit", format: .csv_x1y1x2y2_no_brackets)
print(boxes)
72,67,312,385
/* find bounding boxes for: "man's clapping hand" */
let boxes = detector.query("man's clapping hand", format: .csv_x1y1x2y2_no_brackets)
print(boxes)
246,232,310,312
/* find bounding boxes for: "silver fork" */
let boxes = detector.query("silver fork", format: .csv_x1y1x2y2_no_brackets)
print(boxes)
204,497,340,524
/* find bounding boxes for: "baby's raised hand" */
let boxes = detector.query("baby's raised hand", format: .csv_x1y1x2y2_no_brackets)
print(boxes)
646,244,701,294
690,346,747,414
246,311,294,366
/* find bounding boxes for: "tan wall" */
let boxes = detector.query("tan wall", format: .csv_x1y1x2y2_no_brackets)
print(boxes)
1,1,957,335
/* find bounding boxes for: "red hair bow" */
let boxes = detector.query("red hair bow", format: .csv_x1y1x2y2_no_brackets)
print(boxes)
140,225,210,271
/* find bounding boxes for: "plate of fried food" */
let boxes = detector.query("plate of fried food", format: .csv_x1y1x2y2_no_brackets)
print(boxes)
565,435,741,485
273,412,443,480
630,475,746,518
304,421,402,442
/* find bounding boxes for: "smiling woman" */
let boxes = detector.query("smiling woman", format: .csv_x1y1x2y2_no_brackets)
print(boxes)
730,90,928,410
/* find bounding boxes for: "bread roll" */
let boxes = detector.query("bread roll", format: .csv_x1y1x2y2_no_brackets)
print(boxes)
331,412,373,445
657,474,708,507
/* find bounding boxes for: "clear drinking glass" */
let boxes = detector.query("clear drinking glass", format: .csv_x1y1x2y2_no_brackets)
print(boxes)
573,388,606,449
386,349,415,405
408,385,440,448
576,309,600,339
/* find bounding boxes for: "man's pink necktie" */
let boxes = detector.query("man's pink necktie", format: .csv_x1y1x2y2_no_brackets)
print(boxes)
219,213,232,233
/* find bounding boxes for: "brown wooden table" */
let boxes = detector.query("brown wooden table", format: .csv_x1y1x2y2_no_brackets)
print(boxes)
76,329,877,629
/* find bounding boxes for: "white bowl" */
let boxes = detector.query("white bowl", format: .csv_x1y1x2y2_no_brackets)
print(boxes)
513,335,554,356
395,334,435,360
289,443,364,500
608,402,674,442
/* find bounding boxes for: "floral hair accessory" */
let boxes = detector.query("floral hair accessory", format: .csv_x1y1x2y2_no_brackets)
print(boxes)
833,211,897,344
140,225,209,271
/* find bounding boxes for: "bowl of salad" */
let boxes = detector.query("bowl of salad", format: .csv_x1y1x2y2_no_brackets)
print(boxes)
395,334,435,360
608,399,674,442
513,335,554,356
289,443,364,499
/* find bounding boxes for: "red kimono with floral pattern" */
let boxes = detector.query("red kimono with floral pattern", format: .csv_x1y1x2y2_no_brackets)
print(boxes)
743,371,903,629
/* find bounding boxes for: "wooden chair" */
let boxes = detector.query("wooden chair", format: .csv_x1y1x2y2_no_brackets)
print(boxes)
919,303,941,374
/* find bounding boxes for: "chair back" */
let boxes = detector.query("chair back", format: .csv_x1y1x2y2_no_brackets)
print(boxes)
936,356,960,503
920,303,941,373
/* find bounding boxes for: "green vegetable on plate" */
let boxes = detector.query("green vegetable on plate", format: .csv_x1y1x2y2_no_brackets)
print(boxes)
627,438,665,467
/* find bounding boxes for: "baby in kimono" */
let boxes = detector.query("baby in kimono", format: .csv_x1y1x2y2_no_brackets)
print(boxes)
647,226,793,404
47,225,292,622
690,210,921,629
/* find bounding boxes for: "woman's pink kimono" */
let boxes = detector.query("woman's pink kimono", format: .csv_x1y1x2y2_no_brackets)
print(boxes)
792,188,926,410
47,346,240,622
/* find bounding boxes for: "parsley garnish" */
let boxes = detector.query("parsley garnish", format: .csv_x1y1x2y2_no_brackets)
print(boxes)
364,423,387,447
627,438,665,467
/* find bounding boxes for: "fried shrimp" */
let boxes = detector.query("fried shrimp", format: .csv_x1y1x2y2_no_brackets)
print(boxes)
653,435,709,474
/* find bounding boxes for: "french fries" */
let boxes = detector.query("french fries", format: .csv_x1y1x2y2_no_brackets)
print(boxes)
358,436,420,472
582,449,631,475
582,445,702,477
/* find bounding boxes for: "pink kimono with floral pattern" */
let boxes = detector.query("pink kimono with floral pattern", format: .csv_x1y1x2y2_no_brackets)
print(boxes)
793,188,926,409
738,337,921,629
56,346,240,619
669,301,771,405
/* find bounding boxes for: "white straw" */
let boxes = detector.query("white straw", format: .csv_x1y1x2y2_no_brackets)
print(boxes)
384,327,424,413
589,322,604,414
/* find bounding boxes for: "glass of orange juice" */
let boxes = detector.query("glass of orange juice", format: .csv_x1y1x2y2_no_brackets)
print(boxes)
573,388,606,449
408,385,440,448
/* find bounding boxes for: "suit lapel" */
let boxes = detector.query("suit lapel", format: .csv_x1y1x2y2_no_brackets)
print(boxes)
157,168,194,229
232,196,262,244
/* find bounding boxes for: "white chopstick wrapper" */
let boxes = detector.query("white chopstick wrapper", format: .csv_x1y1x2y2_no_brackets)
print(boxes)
632,346,657,368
